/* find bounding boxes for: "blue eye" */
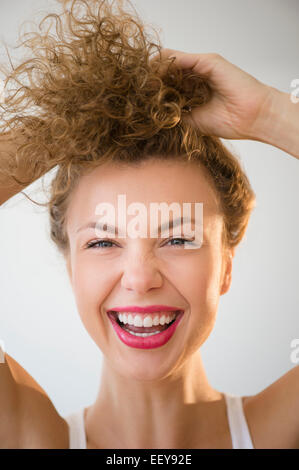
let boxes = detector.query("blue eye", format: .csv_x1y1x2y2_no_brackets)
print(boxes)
86,239,117,249
86,237,195,249
165,237,194,247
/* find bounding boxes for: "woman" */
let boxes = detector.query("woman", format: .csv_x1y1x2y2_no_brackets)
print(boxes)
0,0,298,449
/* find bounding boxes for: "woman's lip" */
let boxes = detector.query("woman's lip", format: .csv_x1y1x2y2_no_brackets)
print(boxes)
107,310,185,350
107,305,184,313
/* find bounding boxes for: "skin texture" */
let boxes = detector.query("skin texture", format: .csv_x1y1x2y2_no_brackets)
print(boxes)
65,158,233,448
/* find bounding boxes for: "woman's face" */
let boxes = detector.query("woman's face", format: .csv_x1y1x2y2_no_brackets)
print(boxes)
65,158,233,380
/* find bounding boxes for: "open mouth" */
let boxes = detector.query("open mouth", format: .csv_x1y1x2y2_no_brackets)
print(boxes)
107,310,182,336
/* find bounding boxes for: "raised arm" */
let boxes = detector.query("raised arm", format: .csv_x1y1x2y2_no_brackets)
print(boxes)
0,348,67,448
0,130,59,447
247,88,299,160
0,130,34,205
0,131,24,205
153,50,299,160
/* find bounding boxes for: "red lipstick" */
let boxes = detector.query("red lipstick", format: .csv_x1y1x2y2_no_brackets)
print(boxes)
106,308,185,350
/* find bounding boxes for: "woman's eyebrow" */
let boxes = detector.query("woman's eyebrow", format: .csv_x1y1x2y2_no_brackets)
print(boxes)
76,216,198,235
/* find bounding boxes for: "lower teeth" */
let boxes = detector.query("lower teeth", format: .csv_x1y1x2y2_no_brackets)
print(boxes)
122,326,162,337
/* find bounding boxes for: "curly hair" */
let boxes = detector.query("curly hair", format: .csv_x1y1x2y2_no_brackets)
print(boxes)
0,0,256,257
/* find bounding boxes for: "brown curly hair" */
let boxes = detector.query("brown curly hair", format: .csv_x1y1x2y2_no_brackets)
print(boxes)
0,0,256,258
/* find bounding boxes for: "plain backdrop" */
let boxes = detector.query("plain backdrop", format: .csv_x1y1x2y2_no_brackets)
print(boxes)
0,0,298,417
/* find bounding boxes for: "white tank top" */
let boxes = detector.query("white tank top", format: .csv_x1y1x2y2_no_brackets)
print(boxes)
64,393,254,449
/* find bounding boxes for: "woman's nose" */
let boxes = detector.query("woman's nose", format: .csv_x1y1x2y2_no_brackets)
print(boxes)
120,252,163,294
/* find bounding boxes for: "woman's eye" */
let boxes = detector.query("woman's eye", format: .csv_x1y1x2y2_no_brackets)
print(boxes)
165,237,195,247
85,237,195,249
86,239,117,249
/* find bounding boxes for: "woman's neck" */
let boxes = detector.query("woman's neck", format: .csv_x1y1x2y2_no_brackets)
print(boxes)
85,351,223,449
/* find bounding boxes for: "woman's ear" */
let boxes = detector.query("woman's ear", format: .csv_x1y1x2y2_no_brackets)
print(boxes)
220,250,234,296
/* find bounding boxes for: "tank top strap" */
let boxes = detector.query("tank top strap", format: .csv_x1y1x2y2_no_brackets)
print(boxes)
64,407,87,449
224,393,254,449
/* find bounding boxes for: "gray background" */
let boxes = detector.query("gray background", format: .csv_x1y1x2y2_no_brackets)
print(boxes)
0,0,298,417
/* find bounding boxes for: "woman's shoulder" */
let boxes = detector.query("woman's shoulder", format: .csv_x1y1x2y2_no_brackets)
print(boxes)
243,365,299,449
15,365,299,449
1,353,69,448
17,384,69,448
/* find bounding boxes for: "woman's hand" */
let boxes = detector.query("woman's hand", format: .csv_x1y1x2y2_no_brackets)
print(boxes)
152,49,276,141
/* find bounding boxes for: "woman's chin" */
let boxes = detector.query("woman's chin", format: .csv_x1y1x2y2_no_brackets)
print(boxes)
107,343,185,381
115,358,179,382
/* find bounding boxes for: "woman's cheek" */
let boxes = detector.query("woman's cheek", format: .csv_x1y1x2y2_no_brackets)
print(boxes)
71,257,103,318
70,261,109,348
72,256,121,327
186,254,221,330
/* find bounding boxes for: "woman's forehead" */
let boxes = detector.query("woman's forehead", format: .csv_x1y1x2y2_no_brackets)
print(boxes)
66,159,222,240
68,159,220,214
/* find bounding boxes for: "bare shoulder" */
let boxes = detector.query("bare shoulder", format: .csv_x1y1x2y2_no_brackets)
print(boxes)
3,353,69,448
18,385,70,448
243,365,299,449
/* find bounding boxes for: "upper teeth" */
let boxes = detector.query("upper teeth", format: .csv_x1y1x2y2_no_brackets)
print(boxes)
117,312,176,327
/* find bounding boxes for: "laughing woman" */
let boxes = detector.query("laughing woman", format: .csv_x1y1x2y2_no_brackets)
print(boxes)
0,0,298,449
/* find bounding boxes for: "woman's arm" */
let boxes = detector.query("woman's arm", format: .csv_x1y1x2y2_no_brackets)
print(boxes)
153,50,299,160
0,130,56,446
0,128,55,206
0,131,30,206
0,351,51,447
247,87,299,160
